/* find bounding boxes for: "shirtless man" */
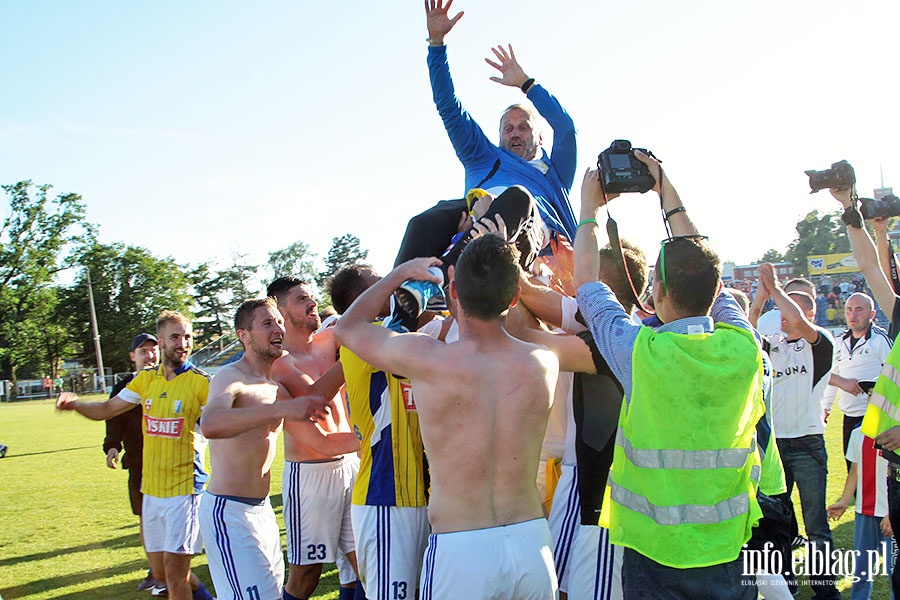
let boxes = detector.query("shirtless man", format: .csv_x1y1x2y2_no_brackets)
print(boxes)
266,277,361,600
198,298,328,600
336,234,560,599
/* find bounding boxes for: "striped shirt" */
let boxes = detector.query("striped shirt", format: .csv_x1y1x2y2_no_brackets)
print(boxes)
118,363,210,497
340,346,427,507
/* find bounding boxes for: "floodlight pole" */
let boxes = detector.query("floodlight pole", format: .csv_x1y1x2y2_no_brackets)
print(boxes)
85,269,106,393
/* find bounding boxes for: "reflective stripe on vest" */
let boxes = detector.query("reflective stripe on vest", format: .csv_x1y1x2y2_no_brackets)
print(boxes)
610,482,749,526
616,428,757,470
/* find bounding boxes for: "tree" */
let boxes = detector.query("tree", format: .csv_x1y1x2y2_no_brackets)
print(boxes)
59,242,194,374
0,181,93,387
188,253,261,348
190,262,232,349
318,234,369,288
268,241,317,284
757,249,785,264
782,210,850,276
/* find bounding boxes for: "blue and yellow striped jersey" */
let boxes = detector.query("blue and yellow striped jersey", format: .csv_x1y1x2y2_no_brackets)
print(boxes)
118,363,210,497
340,347,427,507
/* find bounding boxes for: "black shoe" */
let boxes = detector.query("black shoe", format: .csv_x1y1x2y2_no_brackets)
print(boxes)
0,444,7,458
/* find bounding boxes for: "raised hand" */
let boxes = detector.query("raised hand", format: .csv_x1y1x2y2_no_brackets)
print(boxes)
425,0,463,44
485,45,529,89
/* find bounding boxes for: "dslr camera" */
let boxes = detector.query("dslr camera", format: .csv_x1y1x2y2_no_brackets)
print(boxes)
860,194,900,220
805,160,855,193
597,140,656,194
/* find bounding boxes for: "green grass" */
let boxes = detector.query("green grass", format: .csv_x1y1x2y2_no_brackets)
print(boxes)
0,397,340,600
0,398,893,599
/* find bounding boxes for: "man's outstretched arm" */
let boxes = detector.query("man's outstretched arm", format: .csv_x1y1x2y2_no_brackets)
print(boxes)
426,1,494,167
831,187,898,318
56,391,134,421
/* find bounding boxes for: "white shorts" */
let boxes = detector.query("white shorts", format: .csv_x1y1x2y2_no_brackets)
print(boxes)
352,504,430,600
198,492,284,600
568,524,622,600
283,455,358,565
420,518,557,600
336,548,356,585
142,494,201,555
547,464,578,591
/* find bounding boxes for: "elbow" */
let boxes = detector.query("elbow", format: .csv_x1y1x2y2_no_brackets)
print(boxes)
198,418,226,439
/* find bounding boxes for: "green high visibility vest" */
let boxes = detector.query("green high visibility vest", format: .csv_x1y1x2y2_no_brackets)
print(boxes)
609,322,765,568
861,341,900,439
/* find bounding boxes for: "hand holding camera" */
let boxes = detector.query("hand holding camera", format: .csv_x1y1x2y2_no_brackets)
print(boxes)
806,159,900,219
596,140,658,194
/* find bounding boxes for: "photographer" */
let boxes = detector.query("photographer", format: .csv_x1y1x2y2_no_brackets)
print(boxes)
832,185,900,598
574,155,763,598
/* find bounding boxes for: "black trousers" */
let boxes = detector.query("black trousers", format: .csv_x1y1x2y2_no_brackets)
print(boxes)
394,185,540,272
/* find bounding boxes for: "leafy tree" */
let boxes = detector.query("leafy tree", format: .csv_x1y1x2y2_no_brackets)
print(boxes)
60,242,193,374
268,241,317,284
318,234,369,288
188,253,261,348
757,249,785,264
190,262,232,349
0,181,93,388
782,210,850,276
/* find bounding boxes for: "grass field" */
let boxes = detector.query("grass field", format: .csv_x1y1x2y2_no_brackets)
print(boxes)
0,397,340,600
0,397,894,599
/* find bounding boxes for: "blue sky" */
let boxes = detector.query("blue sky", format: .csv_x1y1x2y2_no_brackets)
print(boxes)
2,1,898,289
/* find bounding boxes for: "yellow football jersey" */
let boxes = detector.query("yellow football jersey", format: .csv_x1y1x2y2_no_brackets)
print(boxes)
340,347,427,507
118,364,210,497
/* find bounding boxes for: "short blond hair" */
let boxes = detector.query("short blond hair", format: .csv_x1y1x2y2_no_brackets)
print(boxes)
156,310,191,335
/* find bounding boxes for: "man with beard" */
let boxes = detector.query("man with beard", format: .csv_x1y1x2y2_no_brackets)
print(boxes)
198,298,329,600
266,277,362,600
57,311,214,600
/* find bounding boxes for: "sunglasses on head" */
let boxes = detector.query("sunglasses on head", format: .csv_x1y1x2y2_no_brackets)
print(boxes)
657,235,709,297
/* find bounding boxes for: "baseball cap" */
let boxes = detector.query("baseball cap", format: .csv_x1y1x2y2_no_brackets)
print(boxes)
131,333,158,352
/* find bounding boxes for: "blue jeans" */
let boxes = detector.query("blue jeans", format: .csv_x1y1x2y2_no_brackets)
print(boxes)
851,513,894,600
776,435,841,600
621,547,755,599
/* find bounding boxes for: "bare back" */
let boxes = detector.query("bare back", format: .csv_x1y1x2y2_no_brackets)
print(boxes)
411,326,558,533
205,361,282,498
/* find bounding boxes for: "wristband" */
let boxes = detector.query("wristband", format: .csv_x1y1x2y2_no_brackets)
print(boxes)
664,206,686,219
841,205,863,229
521,78,535,93
577,219,598,229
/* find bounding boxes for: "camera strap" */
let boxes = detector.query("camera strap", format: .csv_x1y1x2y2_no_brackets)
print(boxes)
597,171,655,315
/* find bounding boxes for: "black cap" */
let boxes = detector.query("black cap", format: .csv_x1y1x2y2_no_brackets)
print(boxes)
131,333,158,352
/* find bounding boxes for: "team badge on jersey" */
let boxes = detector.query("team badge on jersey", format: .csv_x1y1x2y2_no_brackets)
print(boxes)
145,398,153,411
173,400,182,414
